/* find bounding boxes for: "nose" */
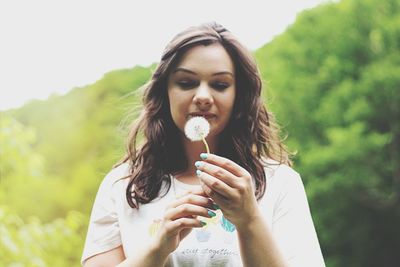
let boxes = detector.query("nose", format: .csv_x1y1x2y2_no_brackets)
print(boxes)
193,82,214,108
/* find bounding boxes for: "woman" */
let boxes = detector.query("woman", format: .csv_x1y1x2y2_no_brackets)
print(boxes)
82,22,326,267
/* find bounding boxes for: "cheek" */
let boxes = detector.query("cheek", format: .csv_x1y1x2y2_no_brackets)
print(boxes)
168,92,176,118
169,96,182,114
168,94,187,127
168,89,178,109
225,90,236,114
169,99,179,121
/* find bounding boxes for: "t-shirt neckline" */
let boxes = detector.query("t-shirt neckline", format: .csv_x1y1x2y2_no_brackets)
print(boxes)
170,174,202,191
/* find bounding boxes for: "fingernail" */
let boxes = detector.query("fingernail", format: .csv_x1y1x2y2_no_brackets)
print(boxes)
196,170,202,176
200,153,208,160
195,161,203,168
208,210,216,217
200,220,207,226
212,203,220,210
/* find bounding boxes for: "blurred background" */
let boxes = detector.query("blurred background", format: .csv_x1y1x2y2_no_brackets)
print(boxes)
1,0,399,266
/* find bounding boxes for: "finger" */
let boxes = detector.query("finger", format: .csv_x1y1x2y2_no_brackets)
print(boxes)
181,188,209,197
165,218,206,236
167,193,216,210
201,183,229,209
196,169,236,199
165,203,216,220
195,161,239,188
200,153,248,177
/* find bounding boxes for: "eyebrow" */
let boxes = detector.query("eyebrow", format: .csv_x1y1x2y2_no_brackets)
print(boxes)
172,67,234,77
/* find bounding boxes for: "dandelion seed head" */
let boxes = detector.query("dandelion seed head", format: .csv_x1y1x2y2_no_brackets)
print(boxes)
184,116,210,141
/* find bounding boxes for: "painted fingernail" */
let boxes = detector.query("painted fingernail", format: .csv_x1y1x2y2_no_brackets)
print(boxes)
200,220,207,226
200,153,208,160
195,161,203,168
208,210,216,217
196,170,202,176
212,203,220,210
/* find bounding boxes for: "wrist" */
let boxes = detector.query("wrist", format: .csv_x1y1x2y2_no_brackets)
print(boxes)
149,239,170,263
117,241,170,267
236,211,265,233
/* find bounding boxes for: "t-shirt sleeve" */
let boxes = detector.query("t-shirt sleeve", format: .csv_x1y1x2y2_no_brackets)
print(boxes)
81,165,128,265
271,169,326,266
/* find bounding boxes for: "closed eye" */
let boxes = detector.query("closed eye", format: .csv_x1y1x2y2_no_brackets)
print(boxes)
211,82,230,91
177,80,198,89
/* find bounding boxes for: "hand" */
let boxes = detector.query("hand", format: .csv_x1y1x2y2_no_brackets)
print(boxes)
152,189,217,258
195,153,261,229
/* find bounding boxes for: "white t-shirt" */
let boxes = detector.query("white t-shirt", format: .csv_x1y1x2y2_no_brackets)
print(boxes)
81,161,326,266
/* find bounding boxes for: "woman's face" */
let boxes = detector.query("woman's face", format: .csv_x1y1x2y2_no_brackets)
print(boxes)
167,43,236,140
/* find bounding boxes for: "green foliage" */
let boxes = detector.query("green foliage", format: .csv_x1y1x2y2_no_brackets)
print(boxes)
1,66,151,265
0,206,86,266
256,0,400,266
5,66,151,221
0,114,52,220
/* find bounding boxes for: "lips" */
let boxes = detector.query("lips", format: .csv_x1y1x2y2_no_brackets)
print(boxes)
189,112,216,119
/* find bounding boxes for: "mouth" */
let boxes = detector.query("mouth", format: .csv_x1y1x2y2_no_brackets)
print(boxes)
189,112,216,120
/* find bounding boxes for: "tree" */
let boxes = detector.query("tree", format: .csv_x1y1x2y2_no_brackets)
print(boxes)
255,0,400,266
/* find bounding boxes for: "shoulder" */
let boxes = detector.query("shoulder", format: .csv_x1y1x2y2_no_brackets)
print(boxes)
104,162,130,182
263,158,300,181
89,162,131,214
262,158,303,194
97,162,131,193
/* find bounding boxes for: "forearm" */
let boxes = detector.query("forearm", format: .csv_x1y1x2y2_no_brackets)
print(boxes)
237,214,288,267
116,243,169,267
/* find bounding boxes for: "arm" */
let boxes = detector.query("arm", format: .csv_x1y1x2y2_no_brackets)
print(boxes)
136,188,216,266
83,188,215,267
116,243,169,267
196,153,288,266
84,246,125,267
197,155,325,266
84,244,169,267
236,213,287,267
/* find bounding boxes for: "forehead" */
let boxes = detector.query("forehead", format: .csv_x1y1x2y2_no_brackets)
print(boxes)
173,43,235,74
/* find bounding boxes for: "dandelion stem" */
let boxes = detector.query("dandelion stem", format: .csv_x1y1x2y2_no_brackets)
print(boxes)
201,135,210,154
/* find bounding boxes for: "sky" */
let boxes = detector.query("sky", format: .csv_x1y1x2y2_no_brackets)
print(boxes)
0,0,330,111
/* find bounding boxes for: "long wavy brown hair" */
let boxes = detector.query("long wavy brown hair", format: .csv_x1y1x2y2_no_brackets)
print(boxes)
115,22,293,209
